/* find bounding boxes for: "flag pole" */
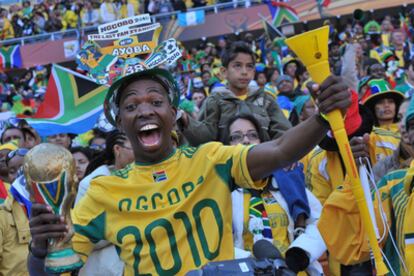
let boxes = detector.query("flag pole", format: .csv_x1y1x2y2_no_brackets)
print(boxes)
258,13,286,38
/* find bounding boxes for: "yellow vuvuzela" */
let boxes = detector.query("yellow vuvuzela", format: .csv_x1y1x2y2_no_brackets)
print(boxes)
285,26,388,275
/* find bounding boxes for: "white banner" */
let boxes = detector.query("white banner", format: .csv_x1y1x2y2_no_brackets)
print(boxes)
89,23,160,41
98,14,152,34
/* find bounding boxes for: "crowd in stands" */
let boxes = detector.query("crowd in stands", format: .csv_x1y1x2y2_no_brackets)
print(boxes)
0,0,246,40
2,6,414,276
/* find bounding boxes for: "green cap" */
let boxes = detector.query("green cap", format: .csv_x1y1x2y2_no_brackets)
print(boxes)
104,68,180,126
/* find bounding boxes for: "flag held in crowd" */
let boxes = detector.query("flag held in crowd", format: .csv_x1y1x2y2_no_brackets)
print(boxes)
178,10,205,27
261,19,281,42
317,0,331,8
267,1,299,27
26,64,108,137
0,45,22,70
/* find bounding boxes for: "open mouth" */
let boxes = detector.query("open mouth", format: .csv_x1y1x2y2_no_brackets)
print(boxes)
137,124,162,150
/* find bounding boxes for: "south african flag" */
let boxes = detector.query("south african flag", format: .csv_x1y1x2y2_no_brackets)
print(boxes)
26,64,108,136
153,170,167,182
267,1,299,27
0,45,22,70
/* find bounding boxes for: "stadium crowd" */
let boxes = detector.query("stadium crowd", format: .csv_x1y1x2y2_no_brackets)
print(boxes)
0,0,247,40
1,4,414,276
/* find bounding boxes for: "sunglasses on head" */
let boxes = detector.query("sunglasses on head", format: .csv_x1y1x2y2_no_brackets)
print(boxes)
5,148,29,166
90,144,106,151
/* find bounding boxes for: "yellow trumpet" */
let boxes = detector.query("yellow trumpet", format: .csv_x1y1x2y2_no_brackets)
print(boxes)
285,26,388,275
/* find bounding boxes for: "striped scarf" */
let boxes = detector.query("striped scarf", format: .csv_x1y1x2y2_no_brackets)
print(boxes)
248,190,273,243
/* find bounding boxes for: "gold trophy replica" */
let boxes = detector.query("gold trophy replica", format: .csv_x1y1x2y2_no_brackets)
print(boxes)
24,143,83,273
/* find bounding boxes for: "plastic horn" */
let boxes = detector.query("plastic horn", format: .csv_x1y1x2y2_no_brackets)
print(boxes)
359,164,380,238
285,26,388,275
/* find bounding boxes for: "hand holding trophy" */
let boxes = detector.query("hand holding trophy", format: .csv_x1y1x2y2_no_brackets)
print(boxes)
24,143,83,273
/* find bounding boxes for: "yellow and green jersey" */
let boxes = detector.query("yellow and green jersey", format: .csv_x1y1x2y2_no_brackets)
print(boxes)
72,142,264,276
377,123,400,137
403,163,414,274
319,166,410,272
306,127,400,205
404,190,414,274
376,169,409,275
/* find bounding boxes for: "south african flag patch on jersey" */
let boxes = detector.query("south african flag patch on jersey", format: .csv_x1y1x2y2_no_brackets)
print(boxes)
153,170,167,182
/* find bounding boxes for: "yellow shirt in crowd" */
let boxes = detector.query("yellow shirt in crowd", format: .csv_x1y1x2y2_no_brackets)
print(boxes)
306,127,400,205
72,142,265,275
0,18,14,39
63,10,79,29
378,123,400,137
237,94,247,101
404,183,414,274
319,162,414,275
0,196,30,276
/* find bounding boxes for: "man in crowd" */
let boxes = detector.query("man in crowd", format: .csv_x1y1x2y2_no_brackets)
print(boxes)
319,95,414,275
27,65,350,275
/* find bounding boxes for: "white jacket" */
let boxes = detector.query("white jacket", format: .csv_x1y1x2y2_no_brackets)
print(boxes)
232,177,326,275
75,165,124,276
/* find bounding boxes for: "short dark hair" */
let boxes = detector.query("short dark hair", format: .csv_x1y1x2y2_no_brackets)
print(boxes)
221,41,255,68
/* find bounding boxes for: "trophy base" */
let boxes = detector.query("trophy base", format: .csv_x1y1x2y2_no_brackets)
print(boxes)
45,248,84,273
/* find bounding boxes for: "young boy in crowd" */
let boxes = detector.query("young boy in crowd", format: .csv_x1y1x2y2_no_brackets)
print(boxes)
180,41,291,146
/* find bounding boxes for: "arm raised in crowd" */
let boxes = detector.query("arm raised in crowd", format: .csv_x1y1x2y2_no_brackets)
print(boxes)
247,75,351,181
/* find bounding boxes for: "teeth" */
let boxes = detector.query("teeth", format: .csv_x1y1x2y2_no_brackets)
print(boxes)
140,124,158,131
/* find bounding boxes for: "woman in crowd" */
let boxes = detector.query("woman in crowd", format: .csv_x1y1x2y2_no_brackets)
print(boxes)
264,67,280,98
227,113,325,275
70,147,96,182
362,78,405,134
88,129,107,152
76,129,134,202
191,88,207,110
47,133,73,149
